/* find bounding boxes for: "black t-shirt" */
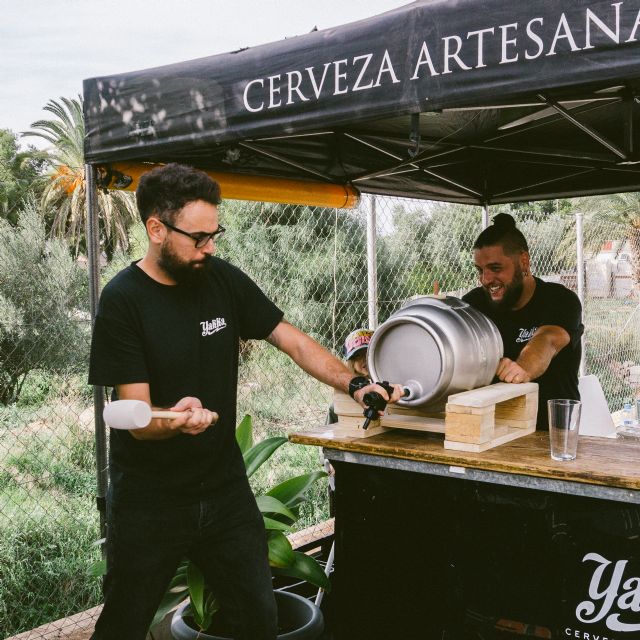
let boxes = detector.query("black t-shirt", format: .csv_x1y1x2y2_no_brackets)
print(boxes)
89,257,283,505
462,278,583,429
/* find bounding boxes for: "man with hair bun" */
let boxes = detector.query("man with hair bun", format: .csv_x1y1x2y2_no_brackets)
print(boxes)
457,213,586,638
463,213,583,429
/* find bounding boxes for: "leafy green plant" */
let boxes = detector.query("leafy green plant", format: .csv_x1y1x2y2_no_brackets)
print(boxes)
160,414,329,631
0,200,89,404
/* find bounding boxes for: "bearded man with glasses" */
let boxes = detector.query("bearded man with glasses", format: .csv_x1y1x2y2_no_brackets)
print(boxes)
88,162,403,640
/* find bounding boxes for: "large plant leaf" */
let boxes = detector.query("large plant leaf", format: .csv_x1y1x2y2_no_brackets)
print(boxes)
263,516,291,532
87,558,106,578
243,436,287,478
266,470,327,508
235,414,253,454
272,550,332,592
267,531,295,568
256,495,296,522
187,562,207,629
201,592,220,631
150,559,189,628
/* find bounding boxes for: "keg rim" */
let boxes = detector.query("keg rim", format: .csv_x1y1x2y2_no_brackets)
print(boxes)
368,315,449,407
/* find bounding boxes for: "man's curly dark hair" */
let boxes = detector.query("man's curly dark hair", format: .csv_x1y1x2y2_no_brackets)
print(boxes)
136,163,221,224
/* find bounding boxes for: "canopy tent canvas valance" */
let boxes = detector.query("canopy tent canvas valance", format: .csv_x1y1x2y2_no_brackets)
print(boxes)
83,0,640,206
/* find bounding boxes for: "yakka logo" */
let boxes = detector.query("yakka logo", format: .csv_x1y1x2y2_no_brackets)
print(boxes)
575,552,640,633
200,317,227,337
516,326,538,343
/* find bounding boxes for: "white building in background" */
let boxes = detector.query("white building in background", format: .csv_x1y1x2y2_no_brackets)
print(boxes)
587,239,634,298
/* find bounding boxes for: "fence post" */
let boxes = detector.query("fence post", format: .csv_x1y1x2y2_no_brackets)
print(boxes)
367,195,378,330
575,211,586,377
85,164,108,541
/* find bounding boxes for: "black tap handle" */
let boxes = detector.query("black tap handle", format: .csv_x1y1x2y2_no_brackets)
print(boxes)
361,381,395,430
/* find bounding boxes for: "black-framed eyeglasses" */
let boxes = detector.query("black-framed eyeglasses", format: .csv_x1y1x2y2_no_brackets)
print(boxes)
160,220,225,248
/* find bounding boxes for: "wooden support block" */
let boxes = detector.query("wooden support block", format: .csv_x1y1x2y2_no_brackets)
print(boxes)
387,405,445,419
382,414,446,433
334,415,388,438
445,403,494,416
494,392,537,423
332,390,364,417
494,418,536,430
332,390,387,438
447,382,538,408
445,409,496,443
332,383,538,451
444,424,536,452
445,383,538,450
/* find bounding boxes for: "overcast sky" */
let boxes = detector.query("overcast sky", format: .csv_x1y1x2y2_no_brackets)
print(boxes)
1,0,409,146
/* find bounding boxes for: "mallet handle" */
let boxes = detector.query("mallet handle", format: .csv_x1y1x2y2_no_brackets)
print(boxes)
150,410,190,420
150,410,220,422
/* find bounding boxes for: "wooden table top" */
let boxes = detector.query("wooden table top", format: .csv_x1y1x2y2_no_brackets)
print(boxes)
289,427,640,491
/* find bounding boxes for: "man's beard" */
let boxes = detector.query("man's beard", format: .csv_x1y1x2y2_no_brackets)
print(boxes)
484,264,525,311
158,242,212,286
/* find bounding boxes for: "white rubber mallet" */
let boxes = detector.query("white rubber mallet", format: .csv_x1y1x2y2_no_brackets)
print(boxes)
102,399,190,430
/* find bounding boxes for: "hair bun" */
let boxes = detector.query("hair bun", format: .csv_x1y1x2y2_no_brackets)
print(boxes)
492,213,517,230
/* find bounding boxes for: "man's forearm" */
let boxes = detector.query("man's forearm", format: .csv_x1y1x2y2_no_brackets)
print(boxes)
115,384,216,440
515,326,570,380
515,344,556,380
267,322,353,392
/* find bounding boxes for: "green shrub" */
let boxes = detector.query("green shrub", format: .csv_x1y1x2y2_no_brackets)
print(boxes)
0,200,89,405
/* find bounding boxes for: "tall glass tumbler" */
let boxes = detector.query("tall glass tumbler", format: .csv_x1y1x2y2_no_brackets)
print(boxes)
548,399,581,461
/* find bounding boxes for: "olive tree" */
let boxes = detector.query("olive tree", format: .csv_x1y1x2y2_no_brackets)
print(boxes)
0,199,88,404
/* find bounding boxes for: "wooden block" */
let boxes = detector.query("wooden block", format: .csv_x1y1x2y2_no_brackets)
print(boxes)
447,382,538,408
445,410,495,443
444,424,536,452
382,414,446,433
445,403,493,416
330,382,539,451
496,393,538,427
495,417,537,430
334,415,387,438
387,405,445,420
494,391,538,422
333,390,364,417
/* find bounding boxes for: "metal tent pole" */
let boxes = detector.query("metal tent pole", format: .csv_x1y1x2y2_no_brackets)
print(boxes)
85,164,108,539
575,212,586,377
482,204,490,229
367,195,378,330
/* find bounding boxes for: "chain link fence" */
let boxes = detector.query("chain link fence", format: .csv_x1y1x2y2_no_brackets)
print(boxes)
1,196,639,638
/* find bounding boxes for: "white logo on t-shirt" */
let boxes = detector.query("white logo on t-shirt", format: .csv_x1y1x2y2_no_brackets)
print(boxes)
516,326,538,343
201,317,227,336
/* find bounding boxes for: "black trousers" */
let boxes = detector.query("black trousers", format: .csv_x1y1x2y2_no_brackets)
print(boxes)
91,480,277,640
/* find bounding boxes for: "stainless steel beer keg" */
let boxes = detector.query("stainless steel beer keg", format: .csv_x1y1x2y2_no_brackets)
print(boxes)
367,296,503,411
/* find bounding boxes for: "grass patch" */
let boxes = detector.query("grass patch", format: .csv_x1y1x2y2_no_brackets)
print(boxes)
0,477,101,637
0,396,102,637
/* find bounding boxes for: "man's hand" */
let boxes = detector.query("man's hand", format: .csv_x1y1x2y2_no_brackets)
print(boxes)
496,358,531,384
353,382,405,415
168,396,218,436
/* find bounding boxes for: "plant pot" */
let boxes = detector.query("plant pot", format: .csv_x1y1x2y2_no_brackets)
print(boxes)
170,590,324,640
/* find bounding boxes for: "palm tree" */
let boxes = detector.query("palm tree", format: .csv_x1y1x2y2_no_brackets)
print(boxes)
576,192,640,298
23,96,138,257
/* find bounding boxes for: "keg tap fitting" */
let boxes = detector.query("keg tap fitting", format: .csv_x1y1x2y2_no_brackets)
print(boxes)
362,382,410,430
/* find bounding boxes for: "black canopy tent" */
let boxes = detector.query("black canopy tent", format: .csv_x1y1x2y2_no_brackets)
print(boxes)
82,0,640,559
83,0,640,206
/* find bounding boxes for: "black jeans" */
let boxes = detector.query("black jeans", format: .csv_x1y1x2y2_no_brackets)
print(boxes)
91,480,277,640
